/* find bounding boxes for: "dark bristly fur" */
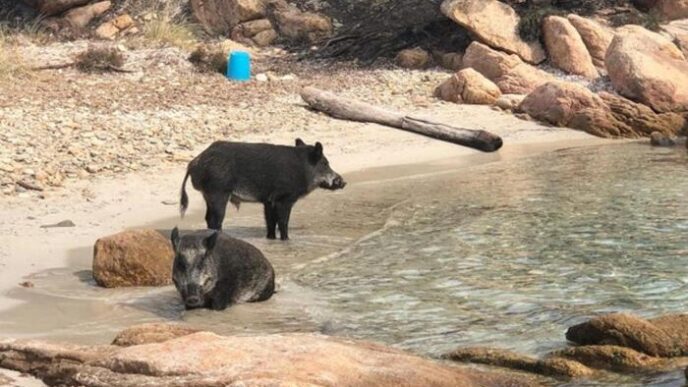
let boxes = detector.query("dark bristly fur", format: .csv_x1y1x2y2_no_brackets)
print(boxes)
171,227,275,311
179,139,346,240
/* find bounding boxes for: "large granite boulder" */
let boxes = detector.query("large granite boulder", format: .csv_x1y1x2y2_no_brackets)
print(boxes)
542,16,599,79
606,25,688,113
441,0,546,64
567,14,614,69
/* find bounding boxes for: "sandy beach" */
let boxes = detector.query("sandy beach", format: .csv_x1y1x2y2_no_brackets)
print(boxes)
0,103,612,315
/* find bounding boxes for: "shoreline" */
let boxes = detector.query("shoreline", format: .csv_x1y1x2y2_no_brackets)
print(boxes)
0,119,613,314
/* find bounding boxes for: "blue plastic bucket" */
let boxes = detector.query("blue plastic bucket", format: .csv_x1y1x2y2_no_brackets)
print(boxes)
227,50,251,81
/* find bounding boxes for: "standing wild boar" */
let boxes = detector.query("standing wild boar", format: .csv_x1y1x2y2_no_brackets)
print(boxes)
170,227,275,310
179,139,346,240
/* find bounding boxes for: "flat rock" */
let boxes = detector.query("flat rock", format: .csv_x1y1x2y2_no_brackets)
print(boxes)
444,347,594,378
112,323,199,347
441,0,546,64
0,328,541,387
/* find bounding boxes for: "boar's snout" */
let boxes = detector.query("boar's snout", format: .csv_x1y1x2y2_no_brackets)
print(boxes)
332,175,346,189
321,174,346,190
184,295,203,309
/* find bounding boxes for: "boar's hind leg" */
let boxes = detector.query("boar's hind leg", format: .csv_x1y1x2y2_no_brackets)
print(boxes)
203,192,230,230
275,201,295,241
263,203,278,239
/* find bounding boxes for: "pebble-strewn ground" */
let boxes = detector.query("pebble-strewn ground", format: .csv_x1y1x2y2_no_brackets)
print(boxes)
0,39,452,198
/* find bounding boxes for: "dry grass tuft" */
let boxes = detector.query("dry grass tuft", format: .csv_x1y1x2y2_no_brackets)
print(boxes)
118,0,200,49
0,31,33,82
142,17,199,49
75,47,126,73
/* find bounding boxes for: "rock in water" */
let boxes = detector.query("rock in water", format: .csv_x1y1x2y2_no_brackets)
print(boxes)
606,25,688,113
92,229,174,288
566,313,688,357
441,0,546,64
542,15,599,79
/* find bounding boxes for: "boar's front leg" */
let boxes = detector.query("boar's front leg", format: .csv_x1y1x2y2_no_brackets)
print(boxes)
203,192,230,230
275,201,295,241
263,203,278,239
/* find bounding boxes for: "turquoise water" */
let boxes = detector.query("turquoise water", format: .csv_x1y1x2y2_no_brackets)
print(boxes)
2,142,687,386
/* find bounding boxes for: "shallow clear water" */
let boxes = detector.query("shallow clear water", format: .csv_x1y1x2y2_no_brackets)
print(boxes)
2,143,688,386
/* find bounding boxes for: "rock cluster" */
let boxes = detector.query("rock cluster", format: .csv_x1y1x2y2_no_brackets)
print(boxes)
446,313,688,382
431,0,688,139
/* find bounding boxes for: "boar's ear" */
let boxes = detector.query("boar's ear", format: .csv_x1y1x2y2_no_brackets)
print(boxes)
171,227,180,252
309,142,323,163
204,230,220,251
295,138,306,147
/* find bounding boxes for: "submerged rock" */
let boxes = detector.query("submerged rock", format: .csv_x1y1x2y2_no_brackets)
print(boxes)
444,347,594,378
0,326,541,387
551,345,673,373
92,229,174,288
566,313,688,357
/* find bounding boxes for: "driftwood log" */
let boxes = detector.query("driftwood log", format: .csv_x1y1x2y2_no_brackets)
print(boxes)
300,87,503,152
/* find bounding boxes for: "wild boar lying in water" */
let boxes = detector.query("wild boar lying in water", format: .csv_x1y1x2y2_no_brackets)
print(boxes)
179,139,346,240
170,227,275,310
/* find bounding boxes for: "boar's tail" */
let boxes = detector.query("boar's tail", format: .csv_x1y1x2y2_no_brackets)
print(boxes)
180,170,191,218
